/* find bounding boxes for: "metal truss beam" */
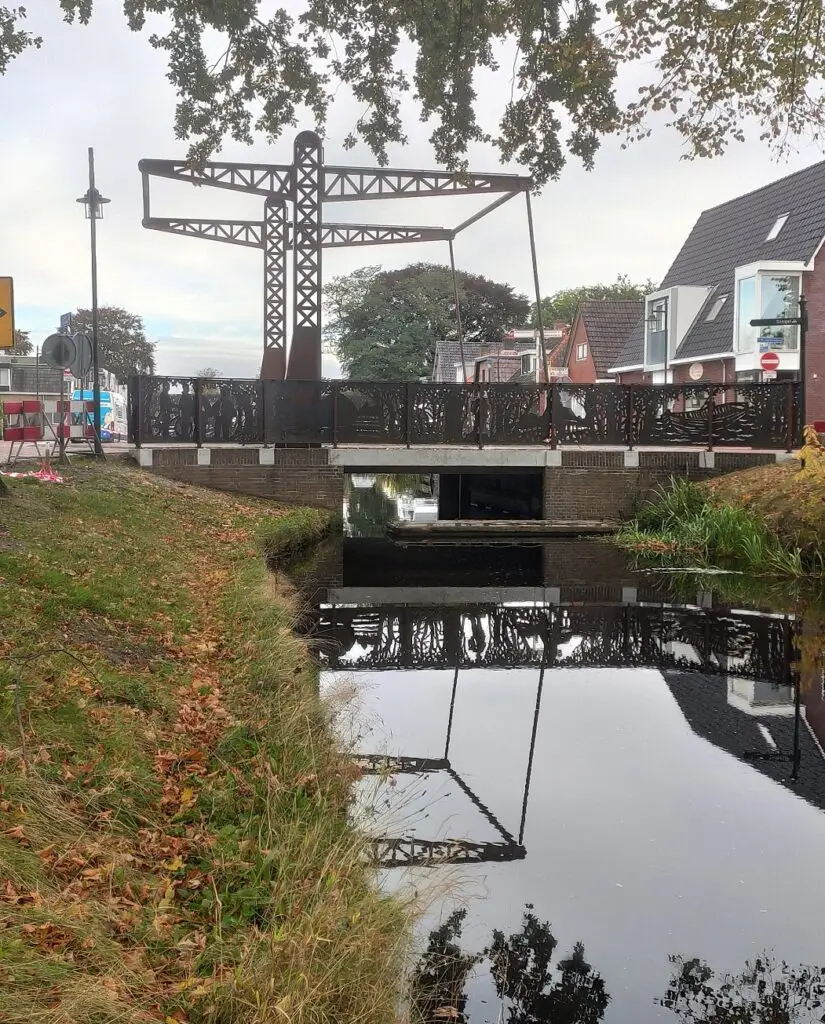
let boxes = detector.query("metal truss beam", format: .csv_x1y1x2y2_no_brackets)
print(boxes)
144,217,451,250
293,131,322,333
139,159,292,198
139,159,531,202
263,199,288,370
369,837,527,867
144,217,264,249
320,223,451,246
324,166,531,202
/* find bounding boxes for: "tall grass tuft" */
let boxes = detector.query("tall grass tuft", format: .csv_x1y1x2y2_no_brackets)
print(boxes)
619,477,822,578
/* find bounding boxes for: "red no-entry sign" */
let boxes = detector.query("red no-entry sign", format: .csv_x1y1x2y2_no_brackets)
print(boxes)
760,351,781,371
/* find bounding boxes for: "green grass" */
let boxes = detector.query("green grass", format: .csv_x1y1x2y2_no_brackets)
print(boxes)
0,461,410,1024
618,476,822,578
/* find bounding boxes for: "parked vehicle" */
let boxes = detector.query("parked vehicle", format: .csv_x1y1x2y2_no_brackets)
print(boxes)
71,388,128,442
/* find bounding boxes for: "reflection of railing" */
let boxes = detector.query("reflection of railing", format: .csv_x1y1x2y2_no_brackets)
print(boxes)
128,377,801,450
312,602,796,678
370,837,526,867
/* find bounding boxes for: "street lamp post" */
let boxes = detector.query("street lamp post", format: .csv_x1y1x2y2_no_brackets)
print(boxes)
77,148,110,457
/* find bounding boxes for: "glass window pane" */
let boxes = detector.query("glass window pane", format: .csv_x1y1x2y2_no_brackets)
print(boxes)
758,274,800,350
736,277,757,352
646,298,667,365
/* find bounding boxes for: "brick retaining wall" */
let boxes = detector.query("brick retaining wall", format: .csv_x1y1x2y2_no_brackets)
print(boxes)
147,447,344,512
543,450,779,522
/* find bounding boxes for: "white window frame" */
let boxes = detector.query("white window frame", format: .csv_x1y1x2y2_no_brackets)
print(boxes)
576,343,588,361
0,366,10,390
705,293,729,322
644,289,671,370
766,213,789,242
733,261,805,355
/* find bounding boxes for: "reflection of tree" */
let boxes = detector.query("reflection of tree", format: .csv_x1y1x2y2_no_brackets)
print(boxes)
409,909,480,1024
410,905,609,1024
346,484,397,537
660,954,825,1022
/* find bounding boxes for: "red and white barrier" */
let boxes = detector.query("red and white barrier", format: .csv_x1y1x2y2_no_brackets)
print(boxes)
41,399,96,439
2,400,44,441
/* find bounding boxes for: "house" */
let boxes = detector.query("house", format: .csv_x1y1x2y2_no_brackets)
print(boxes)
560,300,644,383
608,160,825,423
432,340,505,383
431,324,569,384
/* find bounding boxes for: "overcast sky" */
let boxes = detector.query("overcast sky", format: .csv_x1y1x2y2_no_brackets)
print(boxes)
3,4,824,377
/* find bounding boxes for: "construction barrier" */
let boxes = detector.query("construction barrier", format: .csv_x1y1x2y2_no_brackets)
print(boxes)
2,400,43,441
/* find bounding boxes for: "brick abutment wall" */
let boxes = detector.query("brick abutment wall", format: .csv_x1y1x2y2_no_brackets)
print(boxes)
140,446,781,523
542,451,779,522
146,447,345,512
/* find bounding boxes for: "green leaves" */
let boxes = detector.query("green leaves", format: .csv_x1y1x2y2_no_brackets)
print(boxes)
70,305,156,381
5,2,825,183
533,274,656,327
325,262,530,381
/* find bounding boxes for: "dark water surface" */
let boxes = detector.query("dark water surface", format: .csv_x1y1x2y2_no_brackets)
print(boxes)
294,535,825,1023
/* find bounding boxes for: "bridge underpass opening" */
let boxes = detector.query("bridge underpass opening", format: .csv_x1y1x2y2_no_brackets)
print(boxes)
438,471,543,520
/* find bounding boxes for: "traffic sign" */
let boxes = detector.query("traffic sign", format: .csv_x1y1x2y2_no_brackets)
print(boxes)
59,312,72,334
760,350,781,371
0,276,14,349
751,316,803,327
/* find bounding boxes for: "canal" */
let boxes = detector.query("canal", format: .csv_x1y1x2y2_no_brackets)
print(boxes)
294,480,825,1023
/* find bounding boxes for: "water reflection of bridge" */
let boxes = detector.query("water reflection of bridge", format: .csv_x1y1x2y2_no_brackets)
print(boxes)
313,600,795,680
325,598,799,867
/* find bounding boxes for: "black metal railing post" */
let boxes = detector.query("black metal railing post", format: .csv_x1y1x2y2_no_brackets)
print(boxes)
625,384,634,449
707,385,714,451
333,381,340,448
548,383,556,449
262,379,270,446
786,380,795,452
476,383,484,448
134,375,143,447
194,378,202,447
405,381,412,448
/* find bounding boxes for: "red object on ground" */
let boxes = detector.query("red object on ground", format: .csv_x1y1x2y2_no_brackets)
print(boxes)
760,351,781,371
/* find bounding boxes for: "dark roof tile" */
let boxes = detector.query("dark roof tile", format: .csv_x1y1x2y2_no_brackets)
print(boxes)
577,300,644,377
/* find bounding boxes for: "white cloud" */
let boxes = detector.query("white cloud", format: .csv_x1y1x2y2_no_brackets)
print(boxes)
2,4,823,376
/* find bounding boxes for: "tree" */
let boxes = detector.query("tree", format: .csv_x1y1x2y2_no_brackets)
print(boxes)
12,330,32,355
531,275,657,328
326,263,530,381
3,4,821,188
70,307,156,382
660,954,825,1022
196,367,223,379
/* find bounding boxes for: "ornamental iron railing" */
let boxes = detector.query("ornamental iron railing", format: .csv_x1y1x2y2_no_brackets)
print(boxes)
128,377,801,450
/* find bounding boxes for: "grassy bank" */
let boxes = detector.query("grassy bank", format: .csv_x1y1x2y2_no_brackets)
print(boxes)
617,459,825,577
0,462,408,1024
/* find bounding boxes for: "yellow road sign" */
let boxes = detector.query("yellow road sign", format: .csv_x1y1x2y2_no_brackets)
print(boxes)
0,277,14,349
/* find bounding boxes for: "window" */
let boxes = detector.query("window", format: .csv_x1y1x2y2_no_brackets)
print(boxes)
521,353,536,375
645,297,668,366
576,343,588,361
0,366,9,391
706,293,729,321
736,271,801,352
766,213,789,241
759,274,800,350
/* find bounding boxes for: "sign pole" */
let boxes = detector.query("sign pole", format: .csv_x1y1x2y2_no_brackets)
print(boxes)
799,294,808,431
88,148,104,458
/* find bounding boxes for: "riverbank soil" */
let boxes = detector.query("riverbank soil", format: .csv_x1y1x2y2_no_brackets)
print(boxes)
0,463,406,1024
705,461,825,558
